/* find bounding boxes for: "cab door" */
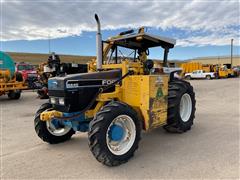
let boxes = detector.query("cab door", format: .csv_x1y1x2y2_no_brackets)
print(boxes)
191,71,198,78
197,70,203,78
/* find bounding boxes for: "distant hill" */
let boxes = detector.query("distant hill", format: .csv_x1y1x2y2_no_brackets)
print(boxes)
9,52,238,67
6,52,184,66
7,52,95,65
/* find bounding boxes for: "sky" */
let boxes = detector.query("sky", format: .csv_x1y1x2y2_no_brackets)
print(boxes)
0,0,239,60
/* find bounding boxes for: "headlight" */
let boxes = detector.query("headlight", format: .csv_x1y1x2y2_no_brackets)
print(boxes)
59,98,65,105
50,97,56,104
50,97,64,106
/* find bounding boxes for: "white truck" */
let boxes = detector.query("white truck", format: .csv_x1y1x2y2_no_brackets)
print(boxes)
185,70,215,80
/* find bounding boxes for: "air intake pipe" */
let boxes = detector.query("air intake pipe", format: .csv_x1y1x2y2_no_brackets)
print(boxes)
95,14,102,70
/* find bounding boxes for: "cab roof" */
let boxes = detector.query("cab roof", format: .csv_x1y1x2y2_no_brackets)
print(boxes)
107,32,176,50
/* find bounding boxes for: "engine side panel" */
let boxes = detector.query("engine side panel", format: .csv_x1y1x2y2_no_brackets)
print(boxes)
122,75,168,130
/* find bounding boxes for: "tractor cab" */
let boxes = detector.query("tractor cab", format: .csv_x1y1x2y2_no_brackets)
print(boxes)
105,28,175,59
89,26,176,72
102,28,176,75
105,29,175,71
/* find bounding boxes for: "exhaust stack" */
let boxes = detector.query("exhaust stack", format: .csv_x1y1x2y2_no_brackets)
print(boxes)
95,14,102,70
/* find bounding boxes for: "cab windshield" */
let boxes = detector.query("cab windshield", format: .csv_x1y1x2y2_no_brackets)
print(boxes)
105,44,137,64
18,64,34,71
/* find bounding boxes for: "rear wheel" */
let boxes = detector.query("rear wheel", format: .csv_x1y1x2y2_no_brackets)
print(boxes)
185,75,191,80
206,75,211,80
88,101,141,166
164,80,196,133
8,72,23,100
34,103,75,144
8,90,21,99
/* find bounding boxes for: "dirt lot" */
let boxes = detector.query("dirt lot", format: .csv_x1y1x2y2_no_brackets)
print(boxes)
0,78,239,179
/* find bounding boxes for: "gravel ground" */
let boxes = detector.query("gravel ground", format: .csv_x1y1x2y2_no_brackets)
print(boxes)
0,78,239,179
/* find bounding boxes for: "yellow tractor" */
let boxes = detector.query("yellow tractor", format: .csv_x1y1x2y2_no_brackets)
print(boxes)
0,51,27,99
34,15,196,166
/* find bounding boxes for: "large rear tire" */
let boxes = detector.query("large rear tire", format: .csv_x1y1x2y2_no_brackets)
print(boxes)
8,90,21,100
34,103,75,144
88,101,141,166
164,80,196,133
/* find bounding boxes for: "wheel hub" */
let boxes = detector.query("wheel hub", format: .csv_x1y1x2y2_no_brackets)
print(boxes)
46,118,72,136
106,115,136,156
180,93,192,122
108,124,125,141
50,119,62,129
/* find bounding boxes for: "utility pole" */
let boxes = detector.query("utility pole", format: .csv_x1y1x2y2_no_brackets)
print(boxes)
48,34,51,54
230,39,233,68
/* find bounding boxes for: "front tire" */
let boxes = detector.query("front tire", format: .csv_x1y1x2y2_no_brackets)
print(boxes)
164,80,196,133
34,103,75,144
88,101,141,166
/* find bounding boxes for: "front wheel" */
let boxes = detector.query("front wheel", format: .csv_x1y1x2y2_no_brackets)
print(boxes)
34,103,75,144
88,101,141,166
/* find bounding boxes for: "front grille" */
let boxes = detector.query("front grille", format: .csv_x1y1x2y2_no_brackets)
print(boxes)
48,90,65,97
66,80,103,88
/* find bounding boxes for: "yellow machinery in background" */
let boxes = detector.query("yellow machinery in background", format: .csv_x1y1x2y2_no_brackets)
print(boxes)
223,63,236,77
0,51,27,99
181,62,203,74
181,62,230,78
216,65,228,78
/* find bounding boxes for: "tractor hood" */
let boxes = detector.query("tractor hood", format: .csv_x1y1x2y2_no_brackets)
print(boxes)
47,69,122,113
48,69,121,90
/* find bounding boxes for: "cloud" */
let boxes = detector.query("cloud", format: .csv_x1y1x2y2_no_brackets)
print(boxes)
1,0,239,46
